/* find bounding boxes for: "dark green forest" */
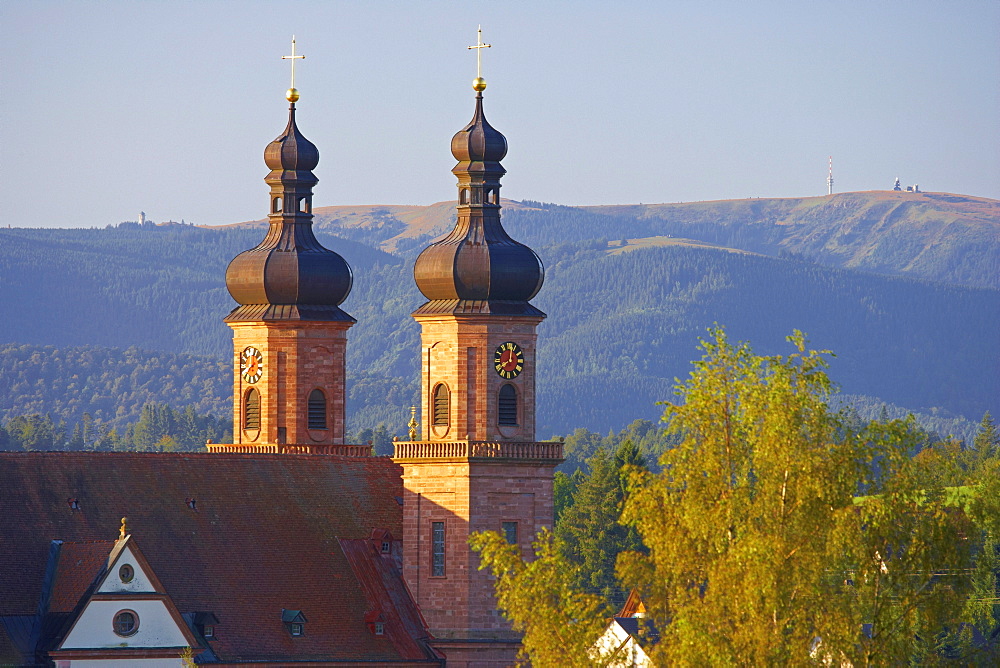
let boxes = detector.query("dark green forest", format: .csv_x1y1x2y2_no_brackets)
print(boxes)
1,193,997,446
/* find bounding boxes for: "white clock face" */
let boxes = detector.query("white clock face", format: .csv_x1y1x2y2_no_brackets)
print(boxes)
240,346,263,384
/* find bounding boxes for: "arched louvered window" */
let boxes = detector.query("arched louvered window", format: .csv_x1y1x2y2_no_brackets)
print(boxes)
433,384,450,426
308,389,327,429
498,384,518,426
244,388,260,430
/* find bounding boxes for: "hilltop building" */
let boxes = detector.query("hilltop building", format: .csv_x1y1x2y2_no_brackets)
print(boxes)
0,45,559,667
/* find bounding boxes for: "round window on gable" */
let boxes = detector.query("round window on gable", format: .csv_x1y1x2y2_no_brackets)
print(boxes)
119,564,134,583
113,610,139,637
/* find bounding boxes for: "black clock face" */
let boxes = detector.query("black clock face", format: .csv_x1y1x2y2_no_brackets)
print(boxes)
494,342,525,379
240,346,263,384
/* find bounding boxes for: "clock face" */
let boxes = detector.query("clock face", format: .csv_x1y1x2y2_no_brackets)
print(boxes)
494,342,525,379
240,346,263,384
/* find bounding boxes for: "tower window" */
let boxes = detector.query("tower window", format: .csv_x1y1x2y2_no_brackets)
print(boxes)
498,384,518,426
433,384,450,426
299,196,310,213
460,188,469,205
308,389,327,429
272,197,282,213
431,521,445,576
502,521,518,545
244,388,260,430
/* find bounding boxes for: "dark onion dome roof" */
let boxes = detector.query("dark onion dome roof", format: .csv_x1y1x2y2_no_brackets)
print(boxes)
224,103,353,323
413,90,544,315
412,220,544,304
224,224,354,310
450,93,508,163
264,105,319,173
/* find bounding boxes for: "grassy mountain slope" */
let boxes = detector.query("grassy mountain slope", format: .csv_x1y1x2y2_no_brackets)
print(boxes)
264,191,999,289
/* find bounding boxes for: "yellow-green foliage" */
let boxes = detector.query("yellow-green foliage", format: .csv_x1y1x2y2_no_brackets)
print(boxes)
469,528,609,668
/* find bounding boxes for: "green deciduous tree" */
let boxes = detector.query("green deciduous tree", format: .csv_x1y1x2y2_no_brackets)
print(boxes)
618,329,977,666
472,328,988,666
470,528,609,668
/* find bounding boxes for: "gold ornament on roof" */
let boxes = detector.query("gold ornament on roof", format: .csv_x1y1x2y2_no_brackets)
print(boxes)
282,35,305,102
468,25,491,91
119,517,127,540
407,406,419,441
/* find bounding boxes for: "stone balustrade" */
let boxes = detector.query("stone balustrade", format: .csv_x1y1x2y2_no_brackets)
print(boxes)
392,440,563,461
206,443,372,457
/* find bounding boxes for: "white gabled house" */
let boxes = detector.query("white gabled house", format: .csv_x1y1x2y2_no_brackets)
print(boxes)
592,589,655,668
47,523,200,667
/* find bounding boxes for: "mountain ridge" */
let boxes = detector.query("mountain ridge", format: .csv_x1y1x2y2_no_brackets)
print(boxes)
1,190,996,440
215,190,998,289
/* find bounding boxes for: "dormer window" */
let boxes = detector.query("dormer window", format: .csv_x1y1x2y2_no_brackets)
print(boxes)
282,609,307,637
365,610,386,635
193,611,220,640
381,541,391,554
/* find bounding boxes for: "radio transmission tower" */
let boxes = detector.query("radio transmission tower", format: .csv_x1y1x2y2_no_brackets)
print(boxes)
827,156,834,195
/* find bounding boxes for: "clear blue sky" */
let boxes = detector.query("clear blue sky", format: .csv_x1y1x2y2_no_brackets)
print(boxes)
2,0,998,228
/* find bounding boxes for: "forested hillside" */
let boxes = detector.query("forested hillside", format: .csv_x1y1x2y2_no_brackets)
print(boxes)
1,191,997,442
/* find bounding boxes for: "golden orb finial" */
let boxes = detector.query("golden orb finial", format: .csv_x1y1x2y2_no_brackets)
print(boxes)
472,77,487,92
282,36,305,103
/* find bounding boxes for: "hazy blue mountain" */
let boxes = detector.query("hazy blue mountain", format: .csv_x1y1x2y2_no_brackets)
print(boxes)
1,190,996,441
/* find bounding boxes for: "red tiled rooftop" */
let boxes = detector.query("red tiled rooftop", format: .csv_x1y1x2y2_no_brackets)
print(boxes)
0,452,435,664
48,540,115,613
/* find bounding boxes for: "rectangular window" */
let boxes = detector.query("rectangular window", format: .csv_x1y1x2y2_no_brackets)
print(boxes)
374,622,385,635
502,521,518,545
289,623,303,637
432,521,445,576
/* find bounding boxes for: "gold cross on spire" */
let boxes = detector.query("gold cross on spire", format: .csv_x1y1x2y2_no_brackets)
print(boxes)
468,25,491,91
282,35,305,102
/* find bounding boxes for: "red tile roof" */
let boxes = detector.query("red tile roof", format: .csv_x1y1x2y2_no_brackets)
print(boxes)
0,452,440,665
339,537,441,663
48,540,115,613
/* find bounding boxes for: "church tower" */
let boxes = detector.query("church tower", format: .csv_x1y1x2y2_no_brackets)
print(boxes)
394,30,562,665
221,46,355,450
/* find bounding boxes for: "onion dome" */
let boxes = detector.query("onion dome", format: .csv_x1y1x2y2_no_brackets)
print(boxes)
224,100,354,323
450,92,508,164
264,105,319,174
413,87,544,317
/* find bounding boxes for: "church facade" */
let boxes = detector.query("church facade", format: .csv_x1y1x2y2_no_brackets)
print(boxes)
0,58,559,667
